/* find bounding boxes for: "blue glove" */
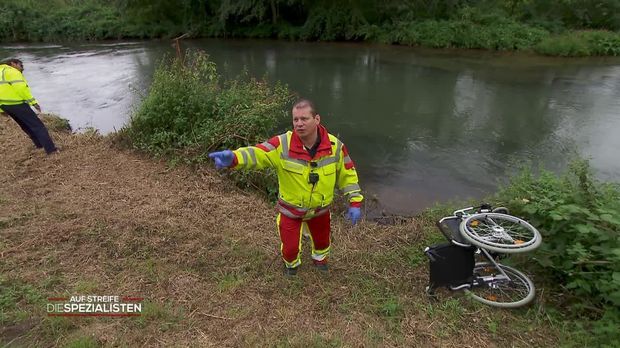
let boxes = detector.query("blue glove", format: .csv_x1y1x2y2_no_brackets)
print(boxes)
208,150,234,169
347,207,361,225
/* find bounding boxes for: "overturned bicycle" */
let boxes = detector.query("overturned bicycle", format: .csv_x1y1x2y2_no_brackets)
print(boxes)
425,204,542,308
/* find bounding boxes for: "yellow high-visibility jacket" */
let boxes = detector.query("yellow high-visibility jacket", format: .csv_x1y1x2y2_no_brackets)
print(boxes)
232,125,363,218
0,64,38,106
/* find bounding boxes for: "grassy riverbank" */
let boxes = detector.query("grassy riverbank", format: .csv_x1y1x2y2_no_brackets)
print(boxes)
1,0,619,57
0,115,569,347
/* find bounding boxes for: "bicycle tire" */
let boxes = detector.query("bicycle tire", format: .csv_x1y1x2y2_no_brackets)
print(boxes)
459,213,541,253
492,207,509,214
465,262,535,308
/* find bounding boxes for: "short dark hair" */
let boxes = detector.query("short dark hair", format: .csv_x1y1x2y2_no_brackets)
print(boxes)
293,98,317,116
2,58,23,66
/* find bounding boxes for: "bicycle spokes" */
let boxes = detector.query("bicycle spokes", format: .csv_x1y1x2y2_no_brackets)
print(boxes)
461,213,541,253
467,263,535,307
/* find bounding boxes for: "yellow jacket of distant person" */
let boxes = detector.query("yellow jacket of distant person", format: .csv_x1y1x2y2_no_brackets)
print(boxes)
0,64,38,106
232,125,363,219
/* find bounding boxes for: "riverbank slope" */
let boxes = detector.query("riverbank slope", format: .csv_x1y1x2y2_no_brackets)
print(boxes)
0,116,558,346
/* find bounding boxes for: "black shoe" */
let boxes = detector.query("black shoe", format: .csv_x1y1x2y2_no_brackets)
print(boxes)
284,266,298,276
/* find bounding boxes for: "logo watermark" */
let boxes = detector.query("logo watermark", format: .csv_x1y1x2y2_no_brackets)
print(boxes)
47,295,143,317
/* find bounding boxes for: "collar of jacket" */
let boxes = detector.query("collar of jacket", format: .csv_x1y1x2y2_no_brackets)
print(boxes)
289,125,333,161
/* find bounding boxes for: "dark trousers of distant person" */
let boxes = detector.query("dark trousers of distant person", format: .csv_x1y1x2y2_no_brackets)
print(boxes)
1,103,57,154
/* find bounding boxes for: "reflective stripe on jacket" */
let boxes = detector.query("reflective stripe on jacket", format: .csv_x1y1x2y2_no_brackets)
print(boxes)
232,125,363,214
0,64,37,106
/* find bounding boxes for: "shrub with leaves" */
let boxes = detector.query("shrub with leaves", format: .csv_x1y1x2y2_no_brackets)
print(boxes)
496,159,620,343
535,30,620,56
126,50,294,199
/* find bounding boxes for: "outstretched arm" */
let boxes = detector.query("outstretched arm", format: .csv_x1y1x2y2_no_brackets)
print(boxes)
209,135,282,170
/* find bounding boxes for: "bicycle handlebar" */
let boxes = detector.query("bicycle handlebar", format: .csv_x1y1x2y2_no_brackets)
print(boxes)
452,204,494,217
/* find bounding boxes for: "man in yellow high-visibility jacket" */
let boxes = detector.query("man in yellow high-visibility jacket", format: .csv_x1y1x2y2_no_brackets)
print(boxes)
0,58,57,154
209,99,363,276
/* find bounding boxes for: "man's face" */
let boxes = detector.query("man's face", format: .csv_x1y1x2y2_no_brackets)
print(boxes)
292,106,320,138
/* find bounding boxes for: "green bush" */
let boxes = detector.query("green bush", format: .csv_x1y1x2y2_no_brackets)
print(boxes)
125,50,293,199
388,19,548,51
535,34,591,56
0,0,129,42
535,30,620,56
584,30,620,56
496,160,620,344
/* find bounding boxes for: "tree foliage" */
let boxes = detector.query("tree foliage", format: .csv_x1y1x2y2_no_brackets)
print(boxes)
1,1,619,54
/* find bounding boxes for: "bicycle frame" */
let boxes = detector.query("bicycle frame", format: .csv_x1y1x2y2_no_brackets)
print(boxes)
448,248,510,291
436,205,519,290
452,206,490,216
427,204,538,308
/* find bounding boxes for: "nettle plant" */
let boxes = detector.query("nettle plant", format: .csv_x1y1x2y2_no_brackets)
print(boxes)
497,160,620,315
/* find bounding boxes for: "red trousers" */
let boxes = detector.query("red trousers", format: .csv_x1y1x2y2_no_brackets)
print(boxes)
277,212,331,268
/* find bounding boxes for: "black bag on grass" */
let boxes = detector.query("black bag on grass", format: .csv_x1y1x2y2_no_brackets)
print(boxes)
425,243,475,289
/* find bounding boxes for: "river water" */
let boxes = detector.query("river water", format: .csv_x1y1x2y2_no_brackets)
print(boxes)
2,39,619,214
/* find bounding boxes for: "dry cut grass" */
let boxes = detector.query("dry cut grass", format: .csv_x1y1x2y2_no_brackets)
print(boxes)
0,115,560,347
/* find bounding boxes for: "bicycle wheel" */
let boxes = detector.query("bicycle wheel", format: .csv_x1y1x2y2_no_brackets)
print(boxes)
459,213,541,253
465,262,535,308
